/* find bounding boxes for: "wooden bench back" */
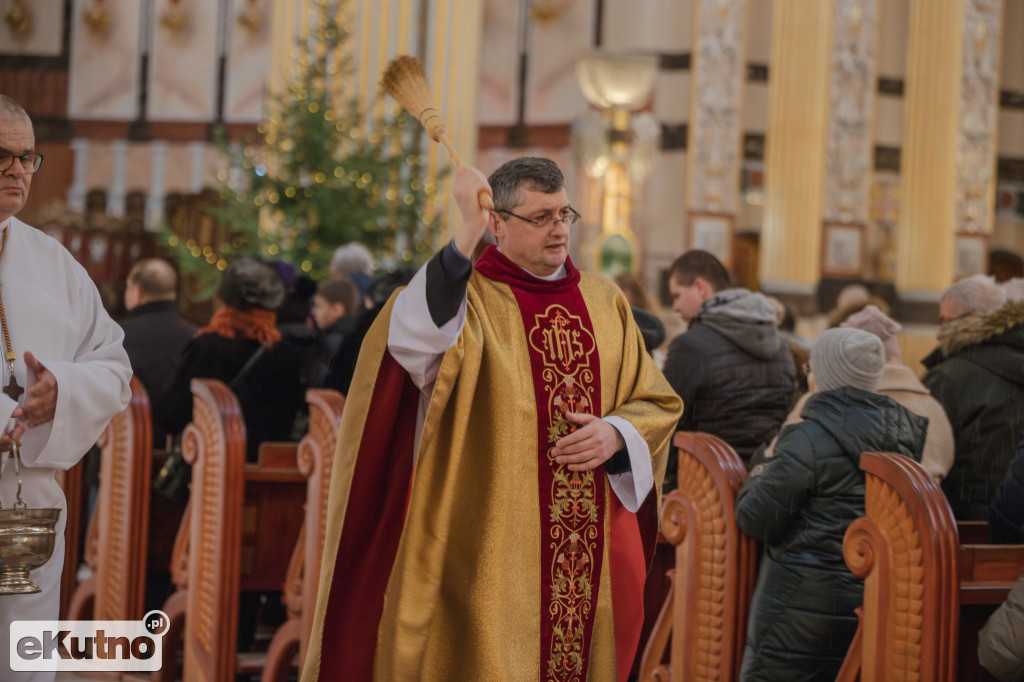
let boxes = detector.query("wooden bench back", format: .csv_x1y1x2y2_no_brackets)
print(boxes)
94,376,153,621
180,378,305,682
639,431,758,682
839,450,961,682
298,389,345,665
55,458,87,620
67,376,154,623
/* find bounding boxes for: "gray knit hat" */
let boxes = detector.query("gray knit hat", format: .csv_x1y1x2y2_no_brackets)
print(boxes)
811,327,885,393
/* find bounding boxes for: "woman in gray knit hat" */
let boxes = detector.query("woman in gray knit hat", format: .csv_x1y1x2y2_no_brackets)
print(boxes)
734,328,928,682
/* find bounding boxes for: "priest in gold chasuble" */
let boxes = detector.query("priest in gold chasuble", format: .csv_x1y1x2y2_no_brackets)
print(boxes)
304,158,683,682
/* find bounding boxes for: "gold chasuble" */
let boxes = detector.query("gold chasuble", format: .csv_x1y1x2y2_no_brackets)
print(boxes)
303,247,682,682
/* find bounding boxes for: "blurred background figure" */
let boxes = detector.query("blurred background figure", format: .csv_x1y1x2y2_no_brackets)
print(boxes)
157,256,303,462
923,274,1023,519
120,257,195,448
614,273,667,361
330,242,375,304
312,277,359,356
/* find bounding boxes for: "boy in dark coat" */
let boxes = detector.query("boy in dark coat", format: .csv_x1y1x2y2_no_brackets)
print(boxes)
734,328,927,682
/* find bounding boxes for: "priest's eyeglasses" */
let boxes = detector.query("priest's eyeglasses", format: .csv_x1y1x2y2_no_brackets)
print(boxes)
0,148,44,174
497,206,581,228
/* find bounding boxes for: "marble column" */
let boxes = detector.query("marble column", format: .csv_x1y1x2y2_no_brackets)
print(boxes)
685,0,746,271
758,0,833,302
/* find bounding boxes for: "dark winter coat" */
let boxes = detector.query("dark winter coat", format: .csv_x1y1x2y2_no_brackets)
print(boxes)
119,300,196,447
157,333,304,462
989,427,1024,543
922,301,1024,519
662,289,797,486
734,386,927,682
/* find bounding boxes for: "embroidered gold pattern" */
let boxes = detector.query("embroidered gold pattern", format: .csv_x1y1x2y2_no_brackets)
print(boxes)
529,305,601,681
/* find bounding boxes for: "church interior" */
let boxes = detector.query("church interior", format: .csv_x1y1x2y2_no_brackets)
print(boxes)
4,0,1024,680
5,0,1023,370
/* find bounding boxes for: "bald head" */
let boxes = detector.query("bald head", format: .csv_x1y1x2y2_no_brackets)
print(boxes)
126,258,178,310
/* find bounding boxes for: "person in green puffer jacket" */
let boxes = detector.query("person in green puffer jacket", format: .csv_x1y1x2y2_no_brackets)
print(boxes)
735,328,927,682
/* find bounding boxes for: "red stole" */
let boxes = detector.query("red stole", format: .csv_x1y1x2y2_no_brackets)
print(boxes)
475,247,607,682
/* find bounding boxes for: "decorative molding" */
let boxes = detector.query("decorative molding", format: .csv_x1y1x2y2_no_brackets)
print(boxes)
824,0,878,225
954,0,1001,234
687,0,746,214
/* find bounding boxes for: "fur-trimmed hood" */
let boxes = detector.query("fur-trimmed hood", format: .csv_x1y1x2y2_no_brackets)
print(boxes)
936,300,1024,358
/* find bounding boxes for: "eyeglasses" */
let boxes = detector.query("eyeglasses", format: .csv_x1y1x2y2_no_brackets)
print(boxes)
496,206,581,228
0,147,43,175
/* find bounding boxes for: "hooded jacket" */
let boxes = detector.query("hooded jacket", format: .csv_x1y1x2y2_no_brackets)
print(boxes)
662,289,797,484
922,301,1024,519
734,386,927,682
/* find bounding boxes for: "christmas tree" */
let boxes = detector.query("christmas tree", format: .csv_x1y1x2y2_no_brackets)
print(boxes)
164,0,440,295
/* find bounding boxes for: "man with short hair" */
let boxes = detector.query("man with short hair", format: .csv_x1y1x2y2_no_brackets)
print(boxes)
311,277,358,355
923,274,1024,519
120,258,196,447
662,250,797,482
304,157,682,681
0,96,132,681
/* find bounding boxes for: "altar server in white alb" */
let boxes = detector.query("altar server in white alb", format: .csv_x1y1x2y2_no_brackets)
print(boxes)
0,95,132,681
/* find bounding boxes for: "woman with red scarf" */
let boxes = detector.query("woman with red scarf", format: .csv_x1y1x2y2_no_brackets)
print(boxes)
157,257,304,462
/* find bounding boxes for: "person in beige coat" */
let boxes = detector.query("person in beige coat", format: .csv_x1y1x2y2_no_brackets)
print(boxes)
763,305,954,484
979,566,1024,681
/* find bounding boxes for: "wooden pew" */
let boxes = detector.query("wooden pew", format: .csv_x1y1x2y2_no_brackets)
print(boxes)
261,388,346,682
638,432,758,682
55,457,89,620
179,378,306,682
838,451,1024,682
66,376,153,622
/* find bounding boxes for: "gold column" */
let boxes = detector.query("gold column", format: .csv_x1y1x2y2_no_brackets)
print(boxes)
759,0,833,294
896,0,965,299
898,0,1003,300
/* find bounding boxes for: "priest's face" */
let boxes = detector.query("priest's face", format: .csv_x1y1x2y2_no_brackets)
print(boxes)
492,187,572,277
0,118,34,223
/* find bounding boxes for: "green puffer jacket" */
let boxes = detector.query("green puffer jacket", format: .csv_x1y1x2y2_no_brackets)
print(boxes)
922,301,1024,520
734,386,927,682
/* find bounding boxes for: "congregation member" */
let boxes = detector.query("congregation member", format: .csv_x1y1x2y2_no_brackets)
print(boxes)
735,328,926,682
762,305,954,484
922,274,1024,519
978,565,1024,681
662,249,797,482
0,95,132,682
988,427,1024,544
304,158,683,681
329,241,375,302
120,257,195,447
157,256,304,463
311,277,359,355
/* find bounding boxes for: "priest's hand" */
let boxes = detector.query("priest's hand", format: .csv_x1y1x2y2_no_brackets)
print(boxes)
452,165,493,258
16,351,57,428
552,412,626,472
